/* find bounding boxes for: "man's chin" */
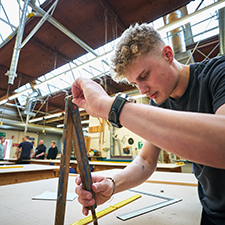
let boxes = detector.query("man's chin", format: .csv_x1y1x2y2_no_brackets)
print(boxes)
152,98,165,105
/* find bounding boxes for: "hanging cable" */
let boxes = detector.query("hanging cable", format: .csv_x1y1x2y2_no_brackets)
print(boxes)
104,9,108,44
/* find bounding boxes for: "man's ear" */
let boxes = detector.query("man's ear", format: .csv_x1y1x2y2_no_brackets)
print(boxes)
162,46,174,63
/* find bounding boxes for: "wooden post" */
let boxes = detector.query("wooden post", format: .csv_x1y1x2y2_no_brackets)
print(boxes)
55,97,73,225
55,97,97,225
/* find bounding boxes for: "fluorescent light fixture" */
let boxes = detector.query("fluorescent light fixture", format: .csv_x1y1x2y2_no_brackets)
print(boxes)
29,117,43,123
44,112,62,119
0,99,8,105
81,120,90,124
158,0,225,34
57,124,64,128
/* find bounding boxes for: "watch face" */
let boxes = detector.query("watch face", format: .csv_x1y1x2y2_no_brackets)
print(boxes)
108,119,122,128
109,121,120,128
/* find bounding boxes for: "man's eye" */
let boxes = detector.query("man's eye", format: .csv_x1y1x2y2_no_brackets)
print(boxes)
141,72,149,79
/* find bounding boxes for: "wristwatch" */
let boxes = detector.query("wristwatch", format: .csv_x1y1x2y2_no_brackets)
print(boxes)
108,92,136,128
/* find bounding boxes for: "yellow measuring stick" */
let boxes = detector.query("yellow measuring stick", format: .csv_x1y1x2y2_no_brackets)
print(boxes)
70,194,142,225
0,165,23,169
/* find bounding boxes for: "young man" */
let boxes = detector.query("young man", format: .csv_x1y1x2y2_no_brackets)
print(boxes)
47,140,58,159
31,139,46,159
16,136,33,163
0,136,6,160
72,23,225,224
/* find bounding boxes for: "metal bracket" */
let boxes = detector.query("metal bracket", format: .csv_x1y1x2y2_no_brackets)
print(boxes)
117,189,182,221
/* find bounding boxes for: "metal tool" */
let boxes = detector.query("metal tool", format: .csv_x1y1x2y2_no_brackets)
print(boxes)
55,96,98,225
117,189,182,221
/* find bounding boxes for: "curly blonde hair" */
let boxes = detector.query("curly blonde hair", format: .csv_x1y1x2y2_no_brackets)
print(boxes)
110,23,165,82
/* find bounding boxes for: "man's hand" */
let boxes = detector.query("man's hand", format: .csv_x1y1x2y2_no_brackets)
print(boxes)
72,78,113,119
75,174,114,216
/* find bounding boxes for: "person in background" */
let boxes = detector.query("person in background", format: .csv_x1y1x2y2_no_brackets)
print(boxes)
30,141,35,157
47,140,58,159
72,23,225,225
31,139,46,159
0,136,6,160
16,136,33,164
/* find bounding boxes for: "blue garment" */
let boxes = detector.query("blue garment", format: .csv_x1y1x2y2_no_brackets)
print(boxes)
0,143,4,159
150,55,225,224
18,141,33,159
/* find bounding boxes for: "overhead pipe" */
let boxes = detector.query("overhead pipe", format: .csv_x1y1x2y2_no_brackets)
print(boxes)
24,99,32,135
166,10,186,54
1,118,63,134
5,0,30,85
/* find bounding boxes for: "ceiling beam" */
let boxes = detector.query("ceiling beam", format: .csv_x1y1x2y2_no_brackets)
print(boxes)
98,0,126,31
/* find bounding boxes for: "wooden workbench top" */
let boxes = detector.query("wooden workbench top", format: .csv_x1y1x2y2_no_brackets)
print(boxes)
0,164,60,186
0,164,60,173
5,158,183,167
0,169,201,224
5,158,184,173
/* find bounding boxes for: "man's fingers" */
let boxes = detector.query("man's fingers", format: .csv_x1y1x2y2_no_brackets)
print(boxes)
75,185,92,199
75,176,82,185
75,185,96,208
77,195,95,207
92,179,111,196
82,206,89,216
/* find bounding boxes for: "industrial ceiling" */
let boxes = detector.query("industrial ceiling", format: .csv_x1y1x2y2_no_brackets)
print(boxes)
0,0,221,131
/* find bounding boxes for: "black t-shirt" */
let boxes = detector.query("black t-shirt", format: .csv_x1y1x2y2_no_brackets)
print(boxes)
35,144,46,159
150,55,225,224
47,146,58,159
18,141,33,158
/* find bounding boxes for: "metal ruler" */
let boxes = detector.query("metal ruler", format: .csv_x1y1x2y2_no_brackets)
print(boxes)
70,194,142,225
117,189,182,221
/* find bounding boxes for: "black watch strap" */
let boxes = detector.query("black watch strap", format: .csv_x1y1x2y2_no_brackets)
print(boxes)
108,95,127,128
108,93,135,128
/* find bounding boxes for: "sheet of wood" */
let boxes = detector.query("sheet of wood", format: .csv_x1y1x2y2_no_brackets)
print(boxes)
0,170,201,225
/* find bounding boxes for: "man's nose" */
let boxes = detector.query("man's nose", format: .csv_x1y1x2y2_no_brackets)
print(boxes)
137,83,150,95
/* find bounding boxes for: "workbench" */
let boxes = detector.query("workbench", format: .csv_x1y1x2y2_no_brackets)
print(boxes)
0,160,15,165
0,169,201,224
6,158,184,173
88,161,184,173
6,158,74,167
0,164,60,185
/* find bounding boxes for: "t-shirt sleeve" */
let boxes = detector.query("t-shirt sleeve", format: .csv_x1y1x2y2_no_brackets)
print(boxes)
209,62,225,112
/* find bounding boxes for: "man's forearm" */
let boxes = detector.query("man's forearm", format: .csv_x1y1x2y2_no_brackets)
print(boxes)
15,148,19,156
119,103,225,169
112,155,157,194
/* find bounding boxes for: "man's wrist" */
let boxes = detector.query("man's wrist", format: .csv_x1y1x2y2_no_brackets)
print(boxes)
106,177,116,196
102,98,115,119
